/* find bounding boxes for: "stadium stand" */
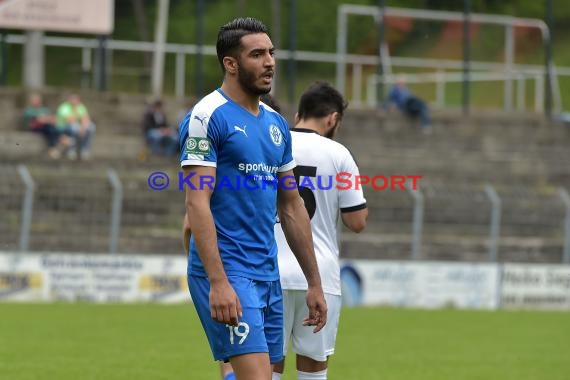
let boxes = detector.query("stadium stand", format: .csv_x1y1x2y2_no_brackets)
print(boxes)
1,89,570,263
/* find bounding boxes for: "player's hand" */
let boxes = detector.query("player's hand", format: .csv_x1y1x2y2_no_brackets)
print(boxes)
303,286,327,333
209,279,242,327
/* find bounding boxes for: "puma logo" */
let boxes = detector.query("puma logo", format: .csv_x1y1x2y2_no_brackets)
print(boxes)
194,114,208,126
234,125,248,137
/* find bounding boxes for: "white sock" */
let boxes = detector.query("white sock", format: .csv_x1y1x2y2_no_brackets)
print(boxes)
297,369,327,380
271,372,283,380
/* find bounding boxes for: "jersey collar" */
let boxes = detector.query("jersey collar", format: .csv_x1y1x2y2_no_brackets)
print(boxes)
291,127,319,135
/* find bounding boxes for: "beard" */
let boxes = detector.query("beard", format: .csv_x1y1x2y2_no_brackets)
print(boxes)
325,123,340,139
237,63,272,96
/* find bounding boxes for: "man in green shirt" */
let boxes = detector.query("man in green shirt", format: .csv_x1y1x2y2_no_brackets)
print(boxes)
23,93,69,159
56,93,96,160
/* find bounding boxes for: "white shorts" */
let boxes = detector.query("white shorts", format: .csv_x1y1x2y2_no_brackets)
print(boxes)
282,290,342,362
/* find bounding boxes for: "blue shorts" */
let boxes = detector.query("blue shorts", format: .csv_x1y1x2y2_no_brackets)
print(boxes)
188,275,284,364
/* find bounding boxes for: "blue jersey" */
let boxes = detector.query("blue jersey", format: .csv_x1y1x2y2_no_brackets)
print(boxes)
179,89,295,281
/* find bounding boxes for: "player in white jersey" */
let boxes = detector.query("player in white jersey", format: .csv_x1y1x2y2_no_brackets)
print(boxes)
272,82,368,380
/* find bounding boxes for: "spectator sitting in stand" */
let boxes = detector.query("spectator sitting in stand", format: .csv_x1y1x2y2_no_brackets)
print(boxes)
23,93,70,159
143,99,178,157
386,75,432,134
56,93,96,160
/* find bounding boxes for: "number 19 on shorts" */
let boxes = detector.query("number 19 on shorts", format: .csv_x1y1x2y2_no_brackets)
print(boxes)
227,322,250,344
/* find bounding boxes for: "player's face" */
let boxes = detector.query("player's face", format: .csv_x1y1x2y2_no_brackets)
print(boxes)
236,33,275,96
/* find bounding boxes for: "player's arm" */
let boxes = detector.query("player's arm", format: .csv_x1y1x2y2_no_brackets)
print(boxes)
277,170,327,333
182,212,191,254
341,207,368,233
183,165,242,326
339,150,368,233
80,109,92,127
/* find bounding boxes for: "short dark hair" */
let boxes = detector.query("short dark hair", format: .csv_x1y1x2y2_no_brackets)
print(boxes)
216,17,269,72
297,81,348,120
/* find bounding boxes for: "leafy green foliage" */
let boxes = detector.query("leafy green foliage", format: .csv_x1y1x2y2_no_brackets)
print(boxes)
105,1,569,108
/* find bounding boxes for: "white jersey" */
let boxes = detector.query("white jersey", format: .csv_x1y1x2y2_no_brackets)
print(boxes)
275,129,367,295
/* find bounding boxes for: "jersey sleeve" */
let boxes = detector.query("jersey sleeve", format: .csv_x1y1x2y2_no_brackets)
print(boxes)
278,120,296,172
179,109,222,168
339,148,367,212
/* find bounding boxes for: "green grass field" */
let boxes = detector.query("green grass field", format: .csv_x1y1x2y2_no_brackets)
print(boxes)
0,303,569,380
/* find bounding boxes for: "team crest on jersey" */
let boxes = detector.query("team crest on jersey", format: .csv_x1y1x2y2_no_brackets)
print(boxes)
185,137,211,155
269,124,283,146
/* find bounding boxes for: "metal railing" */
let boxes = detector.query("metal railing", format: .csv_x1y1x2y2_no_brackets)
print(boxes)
365,71,546,112
2,12,569,112
337,5,563,113
2,164,569,264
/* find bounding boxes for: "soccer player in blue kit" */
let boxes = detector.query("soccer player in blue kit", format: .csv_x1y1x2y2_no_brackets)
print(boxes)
179,18,327,380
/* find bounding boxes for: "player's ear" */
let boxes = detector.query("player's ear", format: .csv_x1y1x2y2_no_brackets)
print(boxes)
223,56,238,75
294,113,300,126
327,112,338,128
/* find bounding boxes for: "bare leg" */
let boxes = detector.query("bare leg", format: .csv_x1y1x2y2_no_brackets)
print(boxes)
219,361,235,379
230,352,271,380
273,358,285,374
297,354,327,372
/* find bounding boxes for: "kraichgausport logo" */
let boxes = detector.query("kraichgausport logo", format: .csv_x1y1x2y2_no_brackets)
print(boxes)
148,172,423,191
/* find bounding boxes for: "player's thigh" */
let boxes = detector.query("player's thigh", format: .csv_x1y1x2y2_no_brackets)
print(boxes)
225,278,283,365
291,293,342,362
187,275,231,357
188,275,271,362
263,279,284,364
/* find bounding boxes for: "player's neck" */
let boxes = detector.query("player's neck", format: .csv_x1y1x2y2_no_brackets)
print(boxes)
221,81,260,115
295,119,325,136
